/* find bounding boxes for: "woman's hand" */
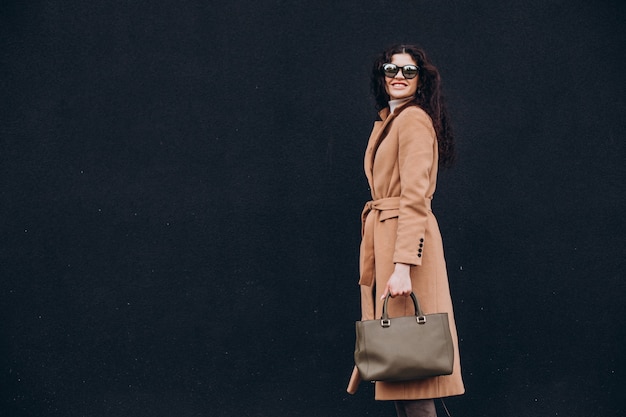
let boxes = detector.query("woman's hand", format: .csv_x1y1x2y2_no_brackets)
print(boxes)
380,263,412,300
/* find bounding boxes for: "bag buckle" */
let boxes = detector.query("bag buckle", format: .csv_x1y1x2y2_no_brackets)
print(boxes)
381,319,391,327
416,316,427,324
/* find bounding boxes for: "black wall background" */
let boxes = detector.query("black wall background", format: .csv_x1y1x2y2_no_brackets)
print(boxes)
1,1,625,416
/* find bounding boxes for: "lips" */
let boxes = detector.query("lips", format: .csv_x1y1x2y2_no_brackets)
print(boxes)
386,78,414,99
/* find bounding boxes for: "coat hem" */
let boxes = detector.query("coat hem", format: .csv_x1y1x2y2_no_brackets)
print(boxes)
374,388,465,401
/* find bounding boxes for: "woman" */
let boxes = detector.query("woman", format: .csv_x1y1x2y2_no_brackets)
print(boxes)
347,45,465,417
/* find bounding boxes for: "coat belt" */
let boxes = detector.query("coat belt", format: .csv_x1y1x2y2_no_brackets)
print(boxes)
358,196,431,287
359,197,400,286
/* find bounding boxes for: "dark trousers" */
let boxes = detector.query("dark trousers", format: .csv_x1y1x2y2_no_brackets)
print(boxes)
394,399,436,417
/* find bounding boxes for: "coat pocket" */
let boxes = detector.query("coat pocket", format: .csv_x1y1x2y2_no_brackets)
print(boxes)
379,209,399,222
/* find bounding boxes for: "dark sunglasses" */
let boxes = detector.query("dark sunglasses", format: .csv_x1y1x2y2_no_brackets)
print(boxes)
382,63,420,79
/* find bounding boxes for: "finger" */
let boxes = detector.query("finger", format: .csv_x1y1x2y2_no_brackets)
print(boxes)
380,287,390,300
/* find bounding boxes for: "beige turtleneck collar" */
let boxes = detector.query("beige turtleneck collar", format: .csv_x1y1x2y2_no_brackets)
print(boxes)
388,96,414,114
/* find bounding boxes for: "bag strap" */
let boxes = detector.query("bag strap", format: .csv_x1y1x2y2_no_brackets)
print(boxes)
380,292,426,327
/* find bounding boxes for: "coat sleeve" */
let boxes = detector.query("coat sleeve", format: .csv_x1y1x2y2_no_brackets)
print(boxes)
392,108,436,266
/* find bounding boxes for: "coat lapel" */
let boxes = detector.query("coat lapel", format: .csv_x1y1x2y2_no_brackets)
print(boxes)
364,108,393,189
364,103,419,188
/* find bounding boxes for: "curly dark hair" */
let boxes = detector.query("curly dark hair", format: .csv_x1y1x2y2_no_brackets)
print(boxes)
371,44,455,167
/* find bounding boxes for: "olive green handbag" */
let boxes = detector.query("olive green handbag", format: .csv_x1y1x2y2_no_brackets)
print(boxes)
354,292,454,382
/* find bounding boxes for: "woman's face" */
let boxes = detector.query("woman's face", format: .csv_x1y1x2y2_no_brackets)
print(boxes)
384,53,419,100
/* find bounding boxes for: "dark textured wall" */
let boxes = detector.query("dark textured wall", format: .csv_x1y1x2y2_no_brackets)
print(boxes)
1,1,624,416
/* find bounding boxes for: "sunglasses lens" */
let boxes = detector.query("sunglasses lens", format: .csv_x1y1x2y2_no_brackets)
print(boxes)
383,64,398,77
403,66,419,79
383,64,419,79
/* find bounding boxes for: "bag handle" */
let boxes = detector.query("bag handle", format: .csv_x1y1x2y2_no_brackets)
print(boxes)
381,292,427,327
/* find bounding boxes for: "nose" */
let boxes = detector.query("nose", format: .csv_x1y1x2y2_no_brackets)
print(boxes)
394,69,406,79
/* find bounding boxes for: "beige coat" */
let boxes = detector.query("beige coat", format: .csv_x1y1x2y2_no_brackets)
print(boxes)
347,104,465,400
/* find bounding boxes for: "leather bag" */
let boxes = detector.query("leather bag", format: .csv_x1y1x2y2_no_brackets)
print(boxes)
354,292,454,382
